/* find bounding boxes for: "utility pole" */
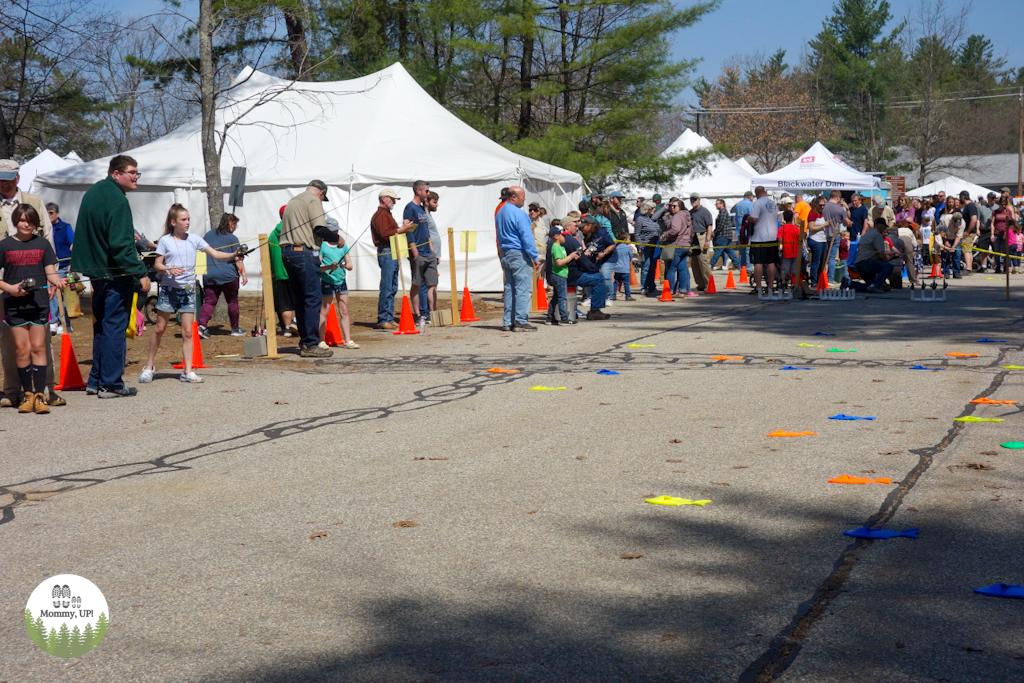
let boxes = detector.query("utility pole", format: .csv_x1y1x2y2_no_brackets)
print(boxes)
1018,86,1022,198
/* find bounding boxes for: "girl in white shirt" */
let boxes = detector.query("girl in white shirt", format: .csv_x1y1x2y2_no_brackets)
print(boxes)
139,204,242,384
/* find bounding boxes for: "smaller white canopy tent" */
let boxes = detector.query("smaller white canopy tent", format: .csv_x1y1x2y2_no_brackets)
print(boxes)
18,149,78,193
637,129,755,204
64,151,84,164
750,142,881,192
733,157,757,176
906,175,991,200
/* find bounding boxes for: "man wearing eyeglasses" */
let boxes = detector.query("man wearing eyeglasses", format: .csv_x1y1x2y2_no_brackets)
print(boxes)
0,158,63,408
70,155,151,398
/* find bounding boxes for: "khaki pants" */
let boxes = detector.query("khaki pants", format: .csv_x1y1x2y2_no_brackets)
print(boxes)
690,233,712,290
0,297,55,398
903,242,918,284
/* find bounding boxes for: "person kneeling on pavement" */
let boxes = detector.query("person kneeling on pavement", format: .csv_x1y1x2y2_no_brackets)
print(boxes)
564,217,610,320
852,217,898,293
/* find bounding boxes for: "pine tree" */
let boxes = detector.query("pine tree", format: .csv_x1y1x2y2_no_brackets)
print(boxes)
56,623,72,658
34,615,47,650
82,623,95,652
25,609,44,649
69,626,85,657
47,628,59,656
94,612,109,645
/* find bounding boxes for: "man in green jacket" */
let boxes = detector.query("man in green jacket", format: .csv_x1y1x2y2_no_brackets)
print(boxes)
70,155,151,398
268,207,296,336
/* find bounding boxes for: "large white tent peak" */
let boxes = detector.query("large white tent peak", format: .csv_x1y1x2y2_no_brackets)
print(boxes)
906,175,991,200
749,141,881,192
18,149,78,193
630,128,755,203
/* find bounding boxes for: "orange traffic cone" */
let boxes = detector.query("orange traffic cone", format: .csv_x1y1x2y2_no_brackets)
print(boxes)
725,270,737,289
536,277,549,310
54,333,86,390
460,287,480,322
816,270,829,292
173,320,210,369
706,272,717,294
929,262,939,278
656,260,662,282
739,265,748,284
629,262,639,287
324,302,344,345
659,277,674,302
393,295,420,335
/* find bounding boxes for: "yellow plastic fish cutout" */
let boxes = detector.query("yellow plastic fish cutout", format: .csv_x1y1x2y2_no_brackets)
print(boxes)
645,496,712,506
529,386,566,391
627,344,655,348
796,343,825,347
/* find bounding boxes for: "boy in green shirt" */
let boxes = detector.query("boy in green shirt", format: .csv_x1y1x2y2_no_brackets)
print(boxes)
546,225,579,325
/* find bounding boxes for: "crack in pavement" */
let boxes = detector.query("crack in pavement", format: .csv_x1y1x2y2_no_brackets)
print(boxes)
737,345,1015,683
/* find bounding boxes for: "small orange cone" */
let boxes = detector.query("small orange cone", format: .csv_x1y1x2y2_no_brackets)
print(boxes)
173,321,210,369
706,272,717,294
459,287,480,322
816,270,829,292
324,302,344,345
54,333,86,390
659,277,674,302
629,262,639,286
536,277,549,310
739,265,748,283
929,262,939,278
393,295,420,335
725,270,736,289
656,260,662,282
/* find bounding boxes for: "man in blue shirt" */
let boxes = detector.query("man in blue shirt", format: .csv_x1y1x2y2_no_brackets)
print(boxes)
733,190,754,271
46,202,74,333
404,180,437,323
496,186,538,331
848,193,868,242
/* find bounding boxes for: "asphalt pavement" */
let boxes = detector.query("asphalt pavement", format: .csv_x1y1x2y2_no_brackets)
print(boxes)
2,275,1023,683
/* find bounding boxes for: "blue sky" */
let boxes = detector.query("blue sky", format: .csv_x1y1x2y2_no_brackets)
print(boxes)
106,0,1023,104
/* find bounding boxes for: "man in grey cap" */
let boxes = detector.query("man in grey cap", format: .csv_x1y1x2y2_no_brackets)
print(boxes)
607,191,628,239
0,159,63,408
279,180,340,357
688,192,714,290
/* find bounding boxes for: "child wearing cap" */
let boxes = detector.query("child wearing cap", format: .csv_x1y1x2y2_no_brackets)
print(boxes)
546,225,579,325
318,219,358,349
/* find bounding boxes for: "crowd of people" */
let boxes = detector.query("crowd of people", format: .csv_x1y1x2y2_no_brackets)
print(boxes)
3,150,1024,406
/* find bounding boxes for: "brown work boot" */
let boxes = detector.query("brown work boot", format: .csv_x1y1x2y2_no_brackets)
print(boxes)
18,392,36,413
34,393,50,414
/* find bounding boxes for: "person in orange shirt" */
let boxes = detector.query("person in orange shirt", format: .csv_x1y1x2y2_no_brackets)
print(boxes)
777,209,801,286
793,193,812,230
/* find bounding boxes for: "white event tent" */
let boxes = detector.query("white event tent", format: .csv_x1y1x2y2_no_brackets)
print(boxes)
18,149,80,194
733,157,757,176
35,63,582,292
906,175,991,200
750,142,881,192
632,129,754,207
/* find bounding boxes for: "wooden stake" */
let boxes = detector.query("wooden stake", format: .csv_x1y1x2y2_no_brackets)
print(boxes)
447,227,459,325
256,232,283,358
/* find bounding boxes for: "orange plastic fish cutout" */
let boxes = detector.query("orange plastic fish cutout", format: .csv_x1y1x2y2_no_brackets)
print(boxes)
711,355,744,360
767,430,818,437
487,367,520,373
828,474,892,485
970,397,1016,404
946,352,980,358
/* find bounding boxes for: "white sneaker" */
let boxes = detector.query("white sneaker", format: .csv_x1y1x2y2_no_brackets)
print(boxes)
342,340,360,349
605,300,612,308
317,341,330,350
179,371,204,383
138,366,155,383
53,324,64,336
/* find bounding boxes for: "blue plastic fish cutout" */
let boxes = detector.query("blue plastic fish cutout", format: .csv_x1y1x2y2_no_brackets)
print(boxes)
973,583,1024,599
811,332,835,336
843,527,919,539
976,338,1007,343
909,365,944,370
781,366,814,370
596,369,620,375
829,414,876,420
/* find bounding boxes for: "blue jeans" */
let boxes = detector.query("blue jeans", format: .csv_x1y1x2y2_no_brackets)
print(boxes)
857,259,895,288
710,238,739,269
89,278,135,391
600,261,616,299
547,274,568,321
667,249,690,293
952,245,961,274
808,240,826,280
281,247,322,347
500,249,533,327
614,272,631,298
376,249,399,324
737,244,750,269
49,266,70,326
826,235,841,282
575,271,606,310
641,246,659,292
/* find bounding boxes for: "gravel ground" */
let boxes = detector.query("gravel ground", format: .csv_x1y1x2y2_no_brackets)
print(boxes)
2,277,1022,683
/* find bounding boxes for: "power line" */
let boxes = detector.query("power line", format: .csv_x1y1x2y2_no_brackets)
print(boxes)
686,90,1022,115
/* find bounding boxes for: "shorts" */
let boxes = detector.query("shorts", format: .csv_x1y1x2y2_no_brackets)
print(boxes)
3,299,48,326
273,278,294,312
411,254,439,287
749,243,779,266
320,281,348,297
781,257,797,276
156,285,196,313
962,233,976,248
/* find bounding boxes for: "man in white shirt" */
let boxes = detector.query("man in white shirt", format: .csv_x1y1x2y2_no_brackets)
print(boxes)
747,186,779,293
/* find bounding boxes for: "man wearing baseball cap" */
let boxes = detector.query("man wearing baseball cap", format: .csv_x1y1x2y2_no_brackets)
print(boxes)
733,190,755,273
370,188,415,330
607,191,628,239
688,192,714,290
279,180,340,356
0,159,63,408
